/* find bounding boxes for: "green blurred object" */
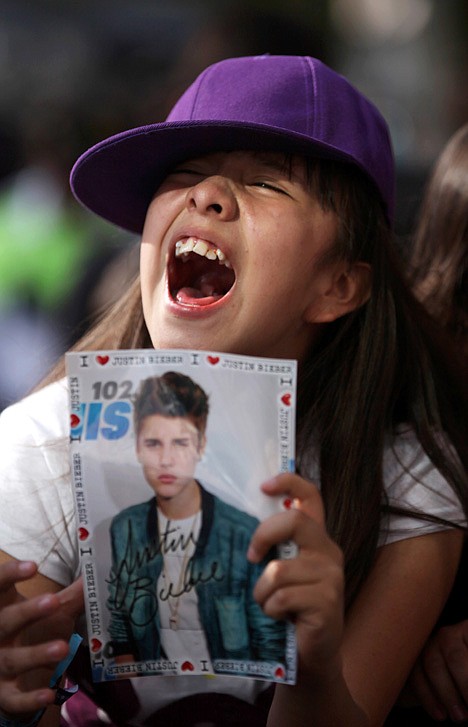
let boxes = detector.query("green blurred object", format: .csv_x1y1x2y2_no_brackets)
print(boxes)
0,168,111,313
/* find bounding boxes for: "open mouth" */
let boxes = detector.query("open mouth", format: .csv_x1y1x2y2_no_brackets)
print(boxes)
168,236,236,306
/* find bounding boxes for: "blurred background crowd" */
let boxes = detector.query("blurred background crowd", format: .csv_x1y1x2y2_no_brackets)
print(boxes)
0,0,466,410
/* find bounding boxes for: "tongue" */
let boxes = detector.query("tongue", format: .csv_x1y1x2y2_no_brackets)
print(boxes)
175,272,228,306
176,287,222,306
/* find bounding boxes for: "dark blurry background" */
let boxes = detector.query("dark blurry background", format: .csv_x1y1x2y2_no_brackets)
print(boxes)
0,0,466,409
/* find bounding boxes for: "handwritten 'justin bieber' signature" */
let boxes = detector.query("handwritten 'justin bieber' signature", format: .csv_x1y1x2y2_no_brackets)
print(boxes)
106,518,223,626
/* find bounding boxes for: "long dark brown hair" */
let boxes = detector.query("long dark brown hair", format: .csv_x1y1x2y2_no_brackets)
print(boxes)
407,123,468,349
296,161,468,603
40,158,468,606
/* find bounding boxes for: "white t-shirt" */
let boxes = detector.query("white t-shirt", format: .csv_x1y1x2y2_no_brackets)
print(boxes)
156,509,213,668
0,379,464,718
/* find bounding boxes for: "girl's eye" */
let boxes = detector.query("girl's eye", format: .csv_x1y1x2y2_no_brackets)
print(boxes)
162,168,206,189
252,181,288,195
171,167,204,177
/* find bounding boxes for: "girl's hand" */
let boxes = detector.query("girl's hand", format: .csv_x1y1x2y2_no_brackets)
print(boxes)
0,559,83,717
248,473,345,682
409,620,468,722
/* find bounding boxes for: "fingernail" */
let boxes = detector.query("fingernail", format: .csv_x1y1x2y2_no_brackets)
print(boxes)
451,705,468,722
37,594,56,610
247,545,259,562
45,642,65,657
17,561,35,573
431,708,447,721
37,690,54,706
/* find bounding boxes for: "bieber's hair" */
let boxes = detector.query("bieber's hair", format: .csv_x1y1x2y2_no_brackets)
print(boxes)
133,371,209,439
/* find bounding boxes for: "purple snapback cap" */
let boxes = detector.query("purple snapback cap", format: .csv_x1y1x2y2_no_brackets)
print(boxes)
70,55,395,232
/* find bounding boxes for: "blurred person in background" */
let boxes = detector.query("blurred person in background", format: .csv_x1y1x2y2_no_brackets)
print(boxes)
387,122,468,726
0,105,135,411
408,122,468,366
408,123,468,724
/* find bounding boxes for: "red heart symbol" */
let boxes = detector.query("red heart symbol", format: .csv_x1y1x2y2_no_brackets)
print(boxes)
207,356,220,365
275,666,285,679
181,660,194,672
70,414,80,428
90,638,102,653
96,355,109,366
283,498,293,510
78,527,89,540
281,393,291,406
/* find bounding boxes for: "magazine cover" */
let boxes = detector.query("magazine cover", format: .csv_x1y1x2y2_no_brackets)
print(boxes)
66,349,297,685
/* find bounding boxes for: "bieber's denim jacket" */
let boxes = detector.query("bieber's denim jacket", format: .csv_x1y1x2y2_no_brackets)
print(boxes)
107,484,286,662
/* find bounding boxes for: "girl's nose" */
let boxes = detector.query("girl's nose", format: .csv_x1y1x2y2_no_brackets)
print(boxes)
185,176,238,220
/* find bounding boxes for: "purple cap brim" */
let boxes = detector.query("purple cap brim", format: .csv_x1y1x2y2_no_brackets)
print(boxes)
71,120,382,234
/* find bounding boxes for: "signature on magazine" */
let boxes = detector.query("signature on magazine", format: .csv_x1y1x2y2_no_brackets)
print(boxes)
106,518,223,626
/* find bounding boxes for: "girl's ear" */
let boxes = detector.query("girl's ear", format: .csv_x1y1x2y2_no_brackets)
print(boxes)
304,261,372,323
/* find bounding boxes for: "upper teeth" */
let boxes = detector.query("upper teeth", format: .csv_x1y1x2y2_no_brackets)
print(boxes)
175,237,231,268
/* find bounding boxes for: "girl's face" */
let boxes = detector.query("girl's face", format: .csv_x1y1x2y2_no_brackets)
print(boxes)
136,414,204,504
140,150,339,361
